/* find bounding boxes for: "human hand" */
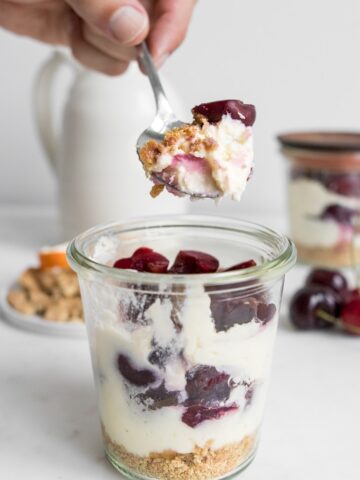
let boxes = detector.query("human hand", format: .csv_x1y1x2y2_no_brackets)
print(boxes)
0,0,196,75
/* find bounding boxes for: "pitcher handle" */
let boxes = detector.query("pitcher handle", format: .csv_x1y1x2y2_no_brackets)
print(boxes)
33,50,70,173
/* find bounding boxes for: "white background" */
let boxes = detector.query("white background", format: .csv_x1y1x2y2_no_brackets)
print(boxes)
1,0,360,215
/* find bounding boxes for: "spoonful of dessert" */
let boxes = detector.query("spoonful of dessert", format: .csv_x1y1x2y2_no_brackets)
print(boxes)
137,43,256,200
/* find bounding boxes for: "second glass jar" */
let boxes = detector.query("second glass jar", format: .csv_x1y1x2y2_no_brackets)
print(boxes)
279,131,360,267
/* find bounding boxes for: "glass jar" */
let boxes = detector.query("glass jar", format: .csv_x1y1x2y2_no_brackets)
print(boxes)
67,215,296,480
279,132,360,267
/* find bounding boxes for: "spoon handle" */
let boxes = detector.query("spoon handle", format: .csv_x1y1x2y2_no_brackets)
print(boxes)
138,43,174,118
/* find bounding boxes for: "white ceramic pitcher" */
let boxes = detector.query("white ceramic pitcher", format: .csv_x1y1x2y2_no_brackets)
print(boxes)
34,50,187,240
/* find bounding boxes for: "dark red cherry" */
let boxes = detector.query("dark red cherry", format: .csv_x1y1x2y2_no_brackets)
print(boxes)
169,250,219,274
305,269,348,296
136,382,181,410
113,257,133,269
326,175,360,197
182,404,238,428
289,286,337,330
132,247,153,256
320,205,356,225
344,289,360,303
210,295,256,332
122,284,158,325
225,259,257,271
257,303,276,323
192,100,256,126
113,247,169,273
185,365,231,406
340,297,360,335
117,354,157,386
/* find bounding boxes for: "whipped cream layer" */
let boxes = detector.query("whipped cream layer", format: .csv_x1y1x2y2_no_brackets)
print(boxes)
289,178,360,248
147,114,254,201
82,281,277,457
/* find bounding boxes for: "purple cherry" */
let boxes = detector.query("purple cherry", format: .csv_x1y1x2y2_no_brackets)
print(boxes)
320,205,356,225
305,268,348,296
192,100,256,126
182,404,238,428
289,286,337,330
169,250,219,274
185,365,232,406
117,354,157,386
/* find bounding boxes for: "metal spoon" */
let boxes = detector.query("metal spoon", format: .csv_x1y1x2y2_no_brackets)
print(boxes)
136,43,220,199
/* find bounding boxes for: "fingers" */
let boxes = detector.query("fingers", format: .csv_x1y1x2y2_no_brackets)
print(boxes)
0,1,70,45
146,0,196,67
0,0,195,76
83,24,137,62
66,0,149,45
66,0,149,74
69,17,129,75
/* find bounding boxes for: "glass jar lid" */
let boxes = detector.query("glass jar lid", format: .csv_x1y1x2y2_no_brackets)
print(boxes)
278,132,360,152
278,131,360,171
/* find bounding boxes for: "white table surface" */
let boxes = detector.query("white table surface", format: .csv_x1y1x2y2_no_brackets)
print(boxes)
1,206,359,480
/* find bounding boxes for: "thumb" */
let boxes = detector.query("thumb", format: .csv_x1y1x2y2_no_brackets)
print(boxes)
66,0,149,45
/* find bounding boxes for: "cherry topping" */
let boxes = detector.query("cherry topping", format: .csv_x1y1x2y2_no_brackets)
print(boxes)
192,100,256,127
113,257,133,269
305,269,348,296
289,286,337,330
169,250,219,274
185,365,231,406
320,205,356,225
182,404,238,428
117,354,157,386
113,247,169,273
225,259,257,272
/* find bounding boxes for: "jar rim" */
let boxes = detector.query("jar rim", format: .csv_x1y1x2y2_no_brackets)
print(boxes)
278,131,360,153
67,215,296,288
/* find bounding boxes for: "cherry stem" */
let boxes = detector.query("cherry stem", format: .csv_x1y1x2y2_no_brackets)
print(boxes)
315,309,338,325
343,323,360,335
316,309,360,335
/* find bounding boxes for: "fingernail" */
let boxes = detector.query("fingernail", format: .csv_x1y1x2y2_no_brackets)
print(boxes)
109,6,148,44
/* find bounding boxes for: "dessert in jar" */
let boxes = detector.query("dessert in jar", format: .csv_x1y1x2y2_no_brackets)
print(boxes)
67,216,296,480
278,132,360,267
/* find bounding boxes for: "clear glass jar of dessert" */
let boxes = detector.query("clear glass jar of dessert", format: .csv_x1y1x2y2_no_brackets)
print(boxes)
67,215,296,480
279,132,360,268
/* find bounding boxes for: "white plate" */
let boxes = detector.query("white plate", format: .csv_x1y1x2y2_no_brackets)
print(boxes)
0,289,87,338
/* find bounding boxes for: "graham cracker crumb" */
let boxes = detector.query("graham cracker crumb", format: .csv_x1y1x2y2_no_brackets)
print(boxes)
139,119,219,180
140,140,164,171
191,111,208,126
103,427,256,480
150,184,165,198
203,137,217,151
296,242,360,268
